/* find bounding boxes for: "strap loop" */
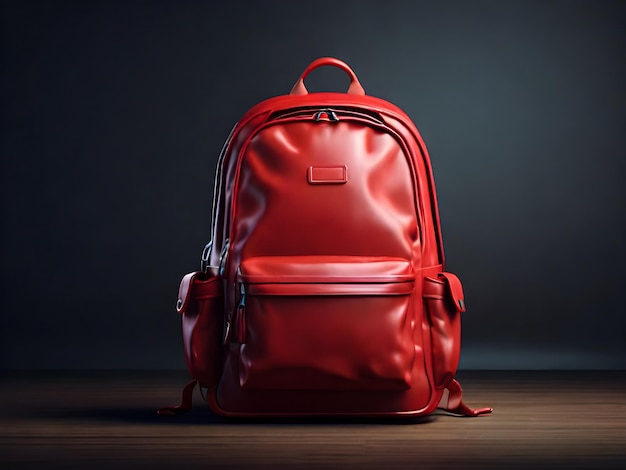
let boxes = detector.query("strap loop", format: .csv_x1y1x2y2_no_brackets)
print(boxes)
157,379,198,415
438,378,493,416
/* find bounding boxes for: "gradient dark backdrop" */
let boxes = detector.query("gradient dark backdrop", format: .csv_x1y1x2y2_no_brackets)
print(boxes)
1,0,624,370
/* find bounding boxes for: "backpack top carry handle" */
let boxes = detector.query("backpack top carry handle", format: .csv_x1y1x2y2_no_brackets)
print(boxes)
290,57,366,96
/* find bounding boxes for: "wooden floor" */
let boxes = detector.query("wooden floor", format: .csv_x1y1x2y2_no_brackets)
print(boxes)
0,371,625,469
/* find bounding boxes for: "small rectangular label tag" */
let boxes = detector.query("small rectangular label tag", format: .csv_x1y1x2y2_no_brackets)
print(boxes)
307,166,348,184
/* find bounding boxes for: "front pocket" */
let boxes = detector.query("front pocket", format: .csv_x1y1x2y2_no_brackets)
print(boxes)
236,256,416,391
423,272,465,390
177,272,224,388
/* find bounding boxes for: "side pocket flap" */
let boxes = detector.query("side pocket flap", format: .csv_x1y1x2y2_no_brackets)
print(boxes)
176,272,199,313
438,272,466,313
177,272,223,314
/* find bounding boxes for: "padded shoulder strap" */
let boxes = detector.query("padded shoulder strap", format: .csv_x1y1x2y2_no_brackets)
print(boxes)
438,378,492,416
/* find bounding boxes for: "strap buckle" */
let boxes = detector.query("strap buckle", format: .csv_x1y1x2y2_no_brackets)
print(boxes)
201,240,229,274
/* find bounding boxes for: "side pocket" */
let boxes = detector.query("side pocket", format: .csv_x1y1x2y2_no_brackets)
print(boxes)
423,272,466,390
177,272,224,388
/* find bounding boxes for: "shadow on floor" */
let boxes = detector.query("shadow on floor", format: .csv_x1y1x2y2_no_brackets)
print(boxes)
26,405,440,426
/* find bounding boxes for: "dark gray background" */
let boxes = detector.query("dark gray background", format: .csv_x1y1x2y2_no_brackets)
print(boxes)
1,0,624,370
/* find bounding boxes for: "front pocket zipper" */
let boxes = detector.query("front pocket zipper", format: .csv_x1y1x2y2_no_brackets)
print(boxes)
235,256,416,391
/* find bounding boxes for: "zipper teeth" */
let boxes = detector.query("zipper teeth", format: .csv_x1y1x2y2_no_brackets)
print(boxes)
271,107,384,125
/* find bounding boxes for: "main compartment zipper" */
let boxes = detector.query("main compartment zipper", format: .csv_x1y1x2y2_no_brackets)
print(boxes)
270,106,384,125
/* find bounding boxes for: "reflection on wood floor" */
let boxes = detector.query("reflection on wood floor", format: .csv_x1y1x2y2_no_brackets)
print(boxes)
1,371,625,469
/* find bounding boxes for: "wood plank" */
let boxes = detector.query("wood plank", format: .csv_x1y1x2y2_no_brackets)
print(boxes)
0,371,624,469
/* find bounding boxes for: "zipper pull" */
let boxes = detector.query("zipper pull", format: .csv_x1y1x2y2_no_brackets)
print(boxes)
222,321,231,344
234,284,247,344
313,109,339,122
218,240,230,276
238,283,246,310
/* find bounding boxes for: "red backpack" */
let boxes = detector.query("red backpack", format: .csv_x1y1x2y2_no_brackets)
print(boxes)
160,58,491,418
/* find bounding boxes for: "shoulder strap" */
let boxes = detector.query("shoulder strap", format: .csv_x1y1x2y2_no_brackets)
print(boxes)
438,378,492,416
157,379,198,415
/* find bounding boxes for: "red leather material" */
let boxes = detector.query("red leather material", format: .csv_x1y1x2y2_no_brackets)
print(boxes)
235,256,415,391
239,256,414,283
232,120,419,261
424,272,463,389
245,282,413,296
178,273,223,388
239,294,414,391
307,165,348,184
